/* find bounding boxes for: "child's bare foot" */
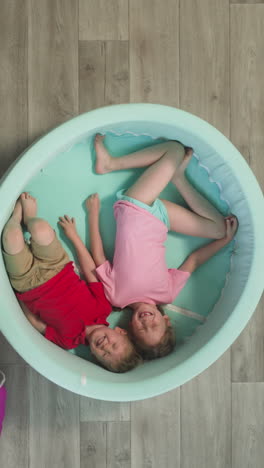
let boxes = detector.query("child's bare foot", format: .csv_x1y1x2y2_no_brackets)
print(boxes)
11,199,23,223
20,192,37,224
224,214,239,240
94,134,113,174
86,193,100,215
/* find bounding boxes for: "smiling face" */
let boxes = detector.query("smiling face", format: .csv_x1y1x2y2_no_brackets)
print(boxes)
130,303,171,347
88,326,134,370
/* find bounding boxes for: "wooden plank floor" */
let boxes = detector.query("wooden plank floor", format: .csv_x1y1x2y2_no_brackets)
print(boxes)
0,1,263,467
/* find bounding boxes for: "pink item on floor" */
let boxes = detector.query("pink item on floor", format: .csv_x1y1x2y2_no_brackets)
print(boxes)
0,371,6,435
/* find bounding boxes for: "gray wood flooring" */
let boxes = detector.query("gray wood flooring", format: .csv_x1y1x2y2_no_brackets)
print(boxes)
0,1,263,467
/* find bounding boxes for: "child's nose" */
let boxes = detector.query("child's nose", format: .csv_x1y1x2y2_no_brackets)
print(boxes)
103,340,112,350
140,317,150,326
104,341,116,352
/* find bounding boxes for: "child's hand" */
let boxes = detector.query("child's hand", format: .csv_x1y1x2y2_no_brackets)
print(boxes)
58,215,78,241
223,215,239,243
86,193,100,215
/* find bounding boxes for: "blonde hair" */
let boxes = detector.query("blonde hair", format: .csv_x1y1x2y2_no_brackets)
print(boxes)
132,325,176,360
98,340,143,373
107,347,143,373
130,304,176,360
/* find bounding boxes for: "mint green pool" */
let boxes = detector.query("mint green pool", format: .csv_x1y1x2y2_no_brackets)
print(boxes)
0,104,263,401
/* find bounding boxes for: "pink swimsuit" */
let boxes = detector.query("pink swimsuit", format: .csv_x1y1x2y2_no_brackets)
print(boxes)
96,200,190,308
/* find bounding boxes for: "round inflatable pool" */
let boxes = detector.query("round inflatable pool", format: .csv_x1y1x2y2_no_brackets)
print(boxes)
0,104,263,401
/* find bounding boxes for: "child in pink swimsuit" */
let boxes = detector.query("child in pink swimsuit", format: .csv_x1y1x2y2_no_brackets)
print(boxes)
66,136,238,359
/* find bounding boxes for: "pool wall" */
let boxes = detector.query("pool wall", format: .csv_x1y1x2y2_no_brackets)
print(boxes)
0,104,263,401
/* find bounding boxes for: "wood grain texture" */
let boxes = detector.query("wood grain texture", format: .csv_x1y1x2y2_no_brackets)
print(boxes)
230,0,264,4
181,352,231,468
230,4,264,178
28,0,78,142
232,383,264,468
179,3,231,466
0,0,28,178
79,0,129,41
79,41,106,111
105,41,129,105
0,1,264,467
230,5,264,384
79,40,129,112
131,389,180,468
0,365,29,468
0,333,25,365
29,368,80,468
180,0,230,136
107,422,131,468
81,422,107,468
232,298,264,381
80,396,130,422
129,0,180,105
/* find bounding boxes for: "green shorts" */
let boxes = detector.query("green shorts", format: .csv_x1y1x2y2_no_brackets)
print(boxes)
116,189,170,229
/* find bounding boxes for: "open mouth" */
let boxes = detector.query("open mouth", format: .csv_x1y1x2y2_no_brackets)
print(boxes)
139,311,154,319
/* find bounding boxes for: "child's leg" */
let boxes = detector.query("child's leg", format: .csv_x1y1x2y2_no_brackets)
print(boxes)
125,142,186,205
3,193,70,293
2,194,55,254
20,193,55,246
21,193,70,282
160,151,226,238
2,199,36,292
160,198,226,239
95,136,226,238
95,135,186,205
95,134,185,174
2,200,25,254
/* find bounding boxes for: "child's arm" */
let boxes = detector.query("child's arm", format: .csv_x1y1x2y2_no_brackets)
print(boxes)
20,302,47,335
178,216,238,273
86,194,107,267
58,215,98,283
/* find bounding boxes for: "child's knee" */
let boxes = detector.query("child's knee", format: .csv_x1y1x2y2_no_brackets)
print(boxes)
29,219,54,244
164,141,185,163
3,226,22,246
215,219,227,239
168,140,185,155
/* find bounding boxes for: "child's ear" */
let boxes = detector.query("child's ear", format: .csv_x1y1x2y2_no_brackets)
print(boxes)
164,315,171,327
114,326,127,335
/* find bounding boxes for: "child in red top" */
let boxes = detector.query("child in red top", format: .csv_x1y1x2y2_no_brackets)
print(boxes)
2,193,142,373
